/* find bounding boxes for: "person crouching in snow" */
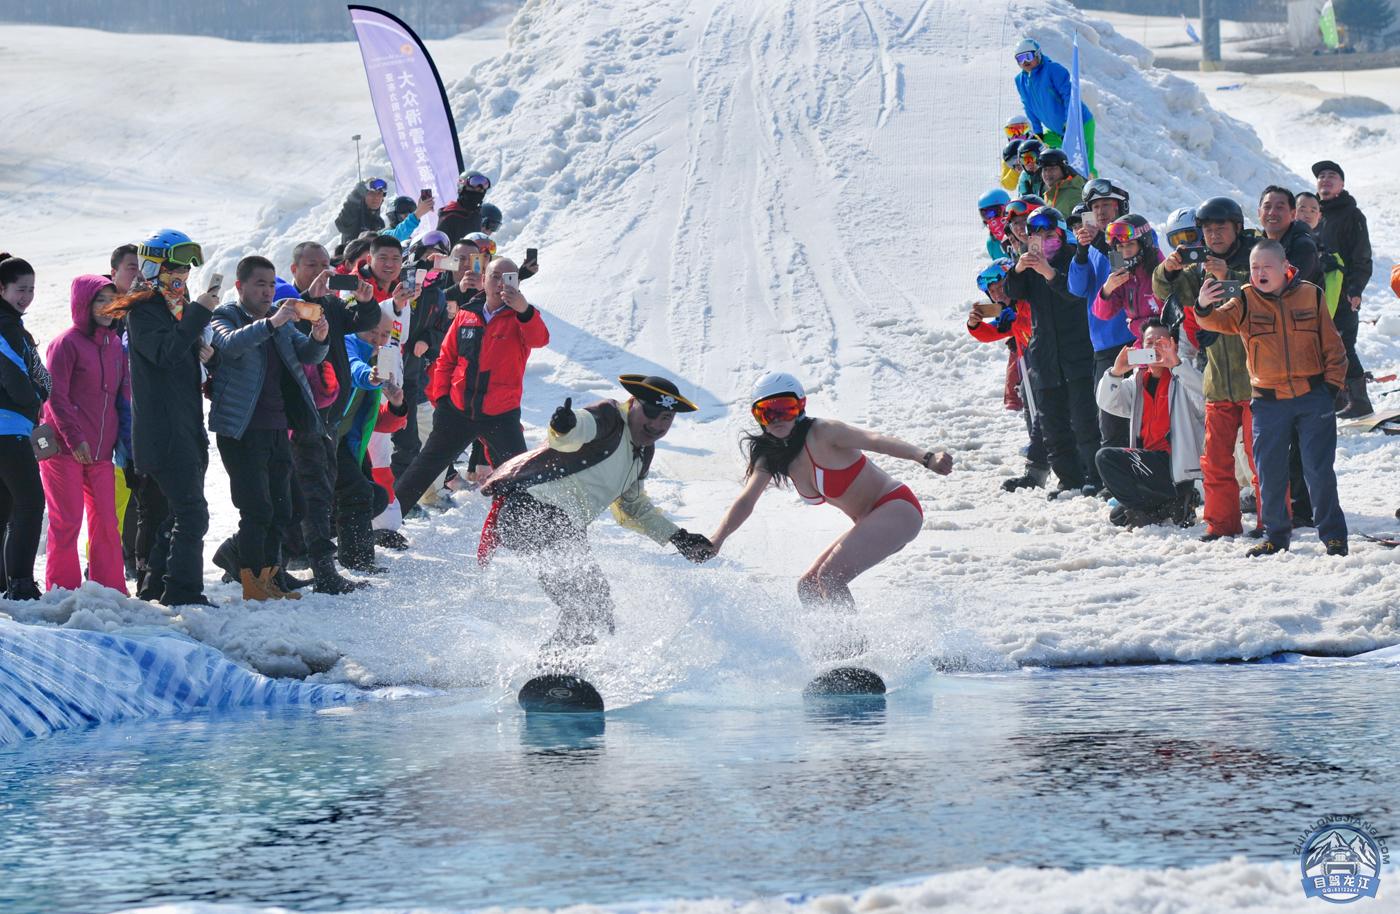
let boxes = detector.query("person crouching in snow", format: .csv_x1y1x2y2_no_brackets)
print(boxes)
1095,319,1205,528
707,373,952,612
480,375,716,649
39,276,130,594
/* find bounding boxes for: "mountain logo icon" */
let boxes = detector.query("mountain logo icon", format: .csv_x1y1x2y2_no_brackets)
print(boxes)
1299,820,1387,903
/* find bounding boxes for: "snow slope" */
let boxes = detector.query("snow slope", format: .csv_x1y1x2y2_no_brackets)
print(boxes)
1,0,1398,699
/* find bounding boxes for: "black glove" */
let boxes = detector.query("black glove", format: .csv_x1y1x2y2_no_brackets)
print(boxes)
550,398,576,434
670,529,716,564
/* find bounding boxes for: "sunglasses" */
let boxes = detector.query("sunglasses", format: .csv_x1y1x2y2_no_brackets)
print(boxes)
1105,222,1145,245
640,402,675,420
980,205,1006,221
1015,51,1037,64
366,177,389,192
751,395,805,426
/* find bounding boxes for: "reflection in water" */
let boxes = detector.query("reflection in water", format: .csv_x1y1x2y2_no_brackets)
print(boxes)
803,694,887,727
522,714,607,754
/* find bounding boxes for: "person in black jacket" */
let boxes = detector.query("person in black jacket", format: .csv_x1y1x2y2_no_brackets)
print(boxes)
117,231,218,607
1005,206,1102,496
1313,160,1374,418
0,256,51,600
436,172,491,246
334,178,388,246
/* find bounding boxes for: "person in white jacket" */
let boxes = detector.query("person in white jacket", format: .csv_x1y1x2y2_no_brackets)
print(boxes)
479,374,716,647
1094,319,1206,528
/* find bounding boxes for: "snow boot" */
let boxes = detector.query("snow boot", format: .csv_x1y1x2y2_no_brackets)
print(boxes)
264,566,301,601
240,568,277,602
4,577,42,601
1337,377,1373,420
1001,464,1049,492
213,537,240,584
374,529,410,550
311,556,365,595
1326,538,1349,557
338,513,384,573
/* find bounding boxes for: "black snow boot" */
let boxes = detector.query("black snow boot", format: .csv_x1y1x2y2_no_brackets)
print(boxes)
311,556,366,595
4,578,42,601
1337,377,1373,420
1002,464,1049,492
213,537,240,584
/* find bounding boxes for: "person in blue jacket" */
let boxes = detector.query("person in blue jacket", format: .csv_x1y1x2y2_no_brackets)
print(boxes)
1066,179,1137,449
1014,38,1096,175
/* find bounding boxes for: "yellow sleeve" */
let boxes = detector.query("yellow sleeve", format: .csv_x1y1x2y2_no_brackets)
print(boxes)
610,478,680,545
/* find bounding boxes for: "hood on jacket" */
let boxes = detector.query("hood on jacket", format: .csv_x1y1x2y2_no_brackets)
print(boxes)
1319,190,1357,214
70,274,116,336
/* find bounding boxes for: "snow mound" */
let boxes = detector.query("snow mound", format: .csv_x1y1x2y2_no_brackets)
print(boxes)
1315,96,1393,117
110,858,1398,914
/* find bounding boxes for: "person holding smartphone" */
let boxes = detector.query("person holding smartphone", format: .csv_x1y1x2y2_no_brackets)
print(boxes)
1092,215,1164,343
1094,319,1205,528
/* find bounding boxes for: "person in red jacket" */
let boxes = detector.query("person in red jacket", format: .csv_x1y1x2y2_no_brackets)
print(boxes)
393,257,549,514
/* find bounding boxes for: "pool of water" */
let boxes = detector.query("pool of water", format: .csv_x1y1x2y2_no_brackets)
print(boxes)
1,659,1395,914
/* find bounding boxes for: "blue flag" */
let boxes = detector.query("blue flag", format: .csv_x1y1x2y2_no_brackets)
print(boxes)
1062,35,1090,178
1182,15,1202,44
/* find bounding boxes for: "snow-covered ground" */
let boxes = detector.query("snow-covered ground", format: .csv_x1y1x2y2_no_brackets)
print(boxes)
2,1,1399,712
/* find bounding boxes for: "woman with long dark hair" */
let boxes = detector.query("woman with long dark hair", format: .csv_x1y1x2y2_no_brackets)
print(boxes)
0,255,52,599
708,373,952,610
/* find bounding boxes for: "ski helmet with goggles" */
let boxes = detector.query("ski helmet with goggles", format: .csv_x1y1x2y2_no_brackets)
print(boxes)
1036,148,1074,176
463,232,497,256
750,371,806,427
976,258,1014,294
1002,140,1025,166
1082,178,1130,214
1017,138,1045,167
1006,194,1047,218
978,187,1011,214
1026,205,1067,236
1104,214,1155,248
1194,195,1244,227
1014,38,1041,64
1164,206,1201,249
1004,114,1032,139
479,203,503,232
137,229,204,281
458,171,491,193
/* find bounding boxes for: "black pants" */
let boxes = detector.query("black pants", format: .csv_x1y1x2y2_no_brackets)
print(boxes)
147,451,210,603
1093,345,1131,448
389,355,425,481
1036,377,1102,489
121,468,140,565
494,493,614,641
1332,303,1364,379
394,403,527,512
0,435,44,584
217,429,293,572
1095,447,1175,513
130,472,168,567
292,427,338,561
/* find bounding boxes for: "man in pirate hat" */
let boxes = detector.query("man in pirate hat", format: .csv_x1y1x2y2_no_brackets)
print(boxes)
480,374,716,646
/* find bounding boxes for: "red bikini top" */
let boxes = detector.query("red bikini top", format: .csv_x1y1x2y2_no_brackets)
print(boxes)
800,443,867,505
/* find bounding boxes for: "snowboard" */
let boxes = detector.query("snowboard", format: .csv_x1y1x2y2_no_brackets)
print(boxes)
803,666,886,697
1359,533,1400,549
1338,407,1400,434
518,674,604,714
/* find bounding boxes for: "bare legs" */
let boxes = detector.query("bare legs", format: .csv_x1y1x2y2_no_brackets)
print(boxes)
797,498,922,609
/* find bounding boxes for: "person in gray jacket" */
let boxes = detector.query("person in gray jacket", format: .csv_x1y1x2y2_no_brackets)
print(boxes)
210,256,328,601
1094,319,1206,529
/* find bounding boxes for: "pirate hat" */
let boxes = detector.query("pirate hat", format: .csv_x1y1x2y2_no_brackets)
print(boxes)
618,374,698,413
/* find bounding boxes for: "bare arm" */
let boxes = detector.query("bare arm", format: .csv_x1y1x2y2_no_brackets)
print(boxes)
709,468,773,551
819,419,951,472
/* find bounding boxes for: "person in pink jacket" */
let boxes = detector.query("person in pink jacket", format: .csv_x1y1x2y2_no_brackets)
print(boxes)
1092,215,1165,343
40,275,131,593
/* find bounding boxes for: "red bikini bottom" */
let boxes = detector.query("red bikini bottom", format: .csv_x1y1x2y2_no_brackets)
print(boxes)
871,484,922,517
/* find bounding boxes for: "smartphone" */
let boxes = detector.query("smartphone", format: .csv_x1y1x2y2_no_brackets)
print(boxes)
377,345,403,387
329,273,360,292
1108,249,1127,273
1182,246,1206,264
1080,212,1098,230
294,300,324,322
420,187,433,201
1127,347,1159,367
1216,279,1243,301
207,272,224,296
973,301,1002,319
502,271,519,290
438,255,461,272
403,269,418,292
525,247,538,265
470,253,484,274
1027,235,1044,257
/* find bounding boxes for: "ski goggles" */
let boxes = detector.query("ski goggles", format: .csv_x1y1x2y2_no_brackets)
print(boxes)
140,240,204,268
751,395,806,426
980,205,1006,222
366,177,389,192
1021,151,1040,168
1004,123,1030,138
1105,222,1147,245
419,230,451,250
1027,212,1061,233
465,235,497,256
1015,51,1037,64
1006,199,1036,217
1166,227,1202,249
462,172,491,191
977,265,1009,293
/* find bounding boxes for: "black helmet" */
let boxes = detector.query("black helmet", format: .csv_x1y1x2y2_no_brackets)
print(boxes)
1083,178,1130,209
1002,139,1024,165
1067,201,1091,229
1017,138,1045,162
1036,147,1075,177
1195,195,1244,226
1106,213,1157,250
1027,204,1068,237
479,203,503,232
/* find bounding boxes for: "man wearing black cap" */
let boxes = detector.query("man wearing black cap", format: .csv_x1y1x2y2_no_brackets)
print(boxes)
1313,160,1374,417
480,374,716,647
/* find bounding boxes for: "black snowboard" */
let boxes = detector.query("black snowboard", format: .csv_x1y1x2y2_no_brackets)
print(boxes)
518,674,605,714
803,666,886,697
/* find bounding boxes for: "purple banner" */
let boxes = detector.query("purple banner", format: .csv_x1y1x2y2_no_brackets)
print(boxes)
348,5,465,234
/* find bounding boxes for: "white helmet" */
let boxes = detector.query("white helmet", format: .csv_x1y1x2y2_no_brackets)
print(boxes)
750,371,805,404
1014,38,1041,58
1004,113,1031,129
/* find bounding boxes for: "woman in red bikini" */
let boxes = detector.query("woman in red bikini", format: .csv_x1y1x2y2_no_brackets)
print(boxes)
708,372,953,609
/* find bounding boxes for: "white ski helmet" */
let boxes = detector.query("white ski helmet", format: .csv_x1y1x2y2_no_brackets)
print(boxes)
1014,38,1041,59
750,371,805,404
